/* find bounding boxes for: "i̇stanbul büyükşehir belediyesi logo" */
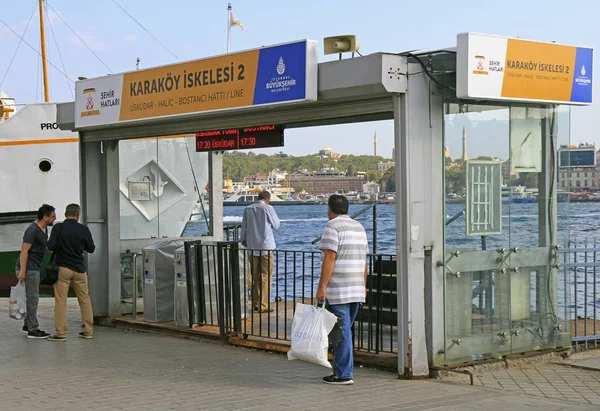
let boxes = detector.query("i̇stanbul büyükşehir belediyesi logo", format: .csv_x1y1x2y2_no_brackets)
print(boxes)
277,57,286,75
266,56,297,93
576,65,591,86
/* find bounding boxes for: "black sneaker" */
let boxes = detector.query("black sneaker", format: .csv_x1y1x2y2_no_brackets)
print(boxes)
322,375,354,385
48,335,66,342
27,329,50,339
78,332,93,339
22,325,28,334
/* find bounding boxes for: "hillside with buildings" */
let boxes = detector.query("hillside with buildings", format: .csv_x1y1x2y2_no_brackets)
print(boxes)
444,126,600,203
220,129,600,203
221,141,397,199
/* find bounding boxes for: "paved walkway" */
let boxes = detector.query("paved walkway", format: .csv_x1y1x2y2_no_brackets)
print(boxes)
0,298,596,410
441,362,600,406
563,349,600,371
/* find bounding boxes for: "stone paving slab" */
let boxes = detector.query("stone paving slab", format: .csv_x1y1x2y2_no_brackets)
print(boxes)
561,350,600,371
439,361,600,407
0,298,593,410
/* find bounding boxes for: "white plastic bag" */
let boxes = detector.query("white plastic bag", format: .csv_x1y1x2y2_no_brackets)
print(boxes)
287,303,338,368
9,282,26,320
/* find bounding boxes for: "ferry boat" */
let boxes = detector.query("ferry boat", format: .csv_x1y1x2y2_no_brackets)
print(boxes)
0,95,208,289
0,1,208,289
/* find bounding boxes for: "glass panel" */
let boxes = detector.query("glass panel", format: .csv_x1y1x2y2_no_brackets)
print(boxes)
118,135,209,301
156,136,207,239
119,137,160,240
443,104,513,364
507,106,571,353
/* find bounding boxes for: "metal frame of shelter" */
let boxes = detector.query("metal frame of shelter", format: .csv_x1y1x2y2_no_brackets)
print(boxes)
56,37,587,378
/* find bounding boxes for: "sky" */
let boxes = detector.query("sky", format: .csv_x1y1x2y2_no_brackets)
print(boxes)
0,0,598,159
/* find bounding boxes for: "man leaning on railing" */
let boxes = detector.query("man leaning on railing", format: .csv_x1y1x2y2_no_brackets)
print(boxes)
317,194,369,386
241,191,280,313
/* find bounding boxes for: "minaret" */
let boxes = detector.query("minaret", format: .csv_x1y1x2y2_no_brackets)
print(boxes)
373,131,378,157
461,126,468,161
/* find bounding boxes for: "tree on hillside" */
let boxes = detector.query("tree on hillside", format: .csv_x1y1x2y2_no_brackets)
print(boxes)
222,151,390,181
380,167,395,192
367,170,382,182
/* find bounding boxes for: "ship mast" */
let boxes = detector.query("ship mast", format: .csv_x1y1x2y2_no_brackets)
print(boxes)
39,0,50,102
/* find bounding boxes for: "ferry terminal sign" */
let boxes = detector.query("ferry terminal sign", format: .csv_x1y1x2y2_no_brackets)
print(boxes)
457,32,593,105
74,40,318,129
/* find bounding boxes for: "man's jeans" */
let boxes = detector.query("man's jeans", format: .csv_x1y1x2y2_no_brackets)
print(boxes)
327,302,359,379
15,270,41,332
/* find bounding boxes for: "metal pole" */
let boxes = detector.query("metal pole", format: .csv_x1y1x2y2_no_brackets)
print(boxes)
132,253,138,318
393,93,411,378
39,0,50,102
373,203,377,254
227,3,232,53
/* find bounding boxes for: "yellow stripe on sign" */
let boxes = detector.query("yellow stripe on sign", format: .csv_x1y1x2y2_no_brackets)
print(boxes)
119,50,259,122
0,137,80,147
501,39,576,102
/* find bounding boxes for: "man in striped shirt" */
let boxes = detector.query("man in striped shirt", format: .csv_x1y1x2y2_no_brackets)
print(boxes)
317,194,368,385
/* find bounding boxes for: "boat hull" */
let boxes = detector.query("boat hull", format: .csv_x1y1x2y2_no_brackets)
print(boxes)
0,103,209,290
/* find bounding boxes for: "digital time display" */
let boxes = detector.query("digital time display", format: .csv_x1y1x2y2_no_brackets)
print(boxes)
195,125,284,152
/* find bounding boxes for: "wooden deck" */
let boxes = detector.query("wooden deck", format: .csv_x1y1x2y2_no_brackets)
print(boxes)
115,298,398,355
235,299,397,353
570,318,600,337
112,304,600,362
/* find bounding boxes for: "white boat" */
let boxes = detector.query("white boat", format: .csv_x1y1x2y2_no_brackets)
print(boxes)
224,191,284,205
0,2,209,289
0,94,208,288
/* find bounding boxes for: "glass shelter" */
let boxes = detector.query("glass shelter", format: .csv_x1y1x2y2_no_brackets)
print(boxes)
57,32,592,376
440,103,572,365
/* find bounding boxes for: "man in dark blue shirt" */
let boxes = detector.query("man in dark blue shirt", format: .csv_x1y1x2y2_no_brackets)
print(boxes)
16,204,56,339
47,203,96,342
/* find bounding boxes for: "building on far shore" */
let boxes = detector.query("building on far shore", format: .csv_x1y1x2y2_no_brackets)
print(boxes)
286,168,365,195
318,146,342,160
557,143,599,191
378,161,395,174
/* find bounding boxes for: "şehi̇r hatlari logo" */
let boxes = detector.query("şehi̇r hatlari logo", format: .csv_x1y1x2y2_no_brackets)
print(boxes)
81,88,100,117
266,56,297,94
473,55,489,75
575,64,591,87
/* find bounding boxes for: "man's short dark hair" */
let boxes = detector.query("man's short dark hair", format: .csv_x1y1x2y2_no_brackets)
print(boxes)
65,203,81,217
37,204,55,220
258,191,271,201
328,195,349,215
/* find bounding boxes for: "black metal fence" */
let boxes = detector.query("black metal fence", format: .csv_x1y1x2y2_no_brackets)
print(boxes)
184,240,398,354
125,236,600,355
562,239,600,350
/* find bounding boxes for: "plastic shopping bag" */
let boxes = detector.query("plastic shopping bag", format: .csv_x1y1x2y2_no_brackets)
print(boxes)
8,282,26,320
287,302,338,368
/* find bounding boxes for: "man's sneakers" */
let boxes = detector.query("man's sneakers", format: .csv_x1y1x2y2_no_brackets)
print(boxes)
46,333,92,341
27,329,50,339
22,325,28,334
322,374,354,385
78,332,93,339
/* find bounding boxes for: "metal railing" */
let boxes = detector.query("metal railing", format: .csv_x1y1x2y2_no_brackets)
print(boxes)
121,234,600,355
562,239,600,350
184,240,398,354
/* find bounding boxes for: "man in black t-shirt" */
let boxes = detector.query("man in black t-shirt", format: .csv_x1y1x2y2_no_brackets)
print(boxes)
16,204,56,339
